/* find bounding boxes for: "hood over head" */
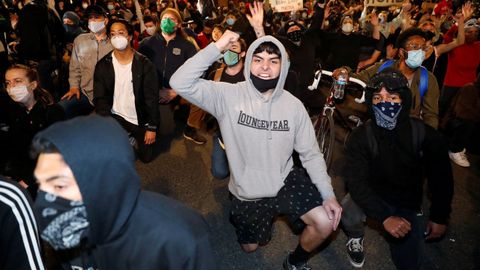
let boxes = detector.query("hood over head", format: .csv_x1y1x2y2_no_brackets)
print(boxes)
365,68,412,126
243,35,290,101
33,115,141,246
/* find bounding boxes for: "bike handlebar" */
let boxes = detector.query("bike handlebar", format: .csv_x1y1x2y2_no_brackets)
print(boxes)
308,70,366,103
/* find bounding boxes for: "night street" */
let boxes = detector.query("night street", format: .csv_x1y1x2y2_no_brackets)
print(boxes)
135,105,480,270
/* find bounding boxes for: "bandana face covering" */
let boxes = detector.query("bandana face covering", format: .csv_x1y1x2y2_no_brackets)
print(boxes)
372,101,402,130
287,30,303,43
250,73,279,93
34,190,90,250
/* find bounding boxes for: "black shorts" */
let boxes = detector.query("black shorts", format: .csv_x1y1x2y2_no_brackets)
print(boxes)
229,167,323,245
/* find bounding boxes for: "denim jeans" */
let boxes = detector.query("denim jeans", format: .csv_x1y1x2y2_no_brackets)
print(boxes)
341,194,424,270
58,92,94,119
210,132,229,179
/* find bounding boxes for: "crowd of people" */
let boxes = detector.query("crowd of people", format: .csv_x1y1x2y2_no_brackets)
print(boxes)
0,0,479,269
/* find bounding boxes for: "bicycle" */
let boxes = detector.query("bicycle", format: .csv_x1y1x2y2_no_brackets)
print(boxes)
308,66,367,171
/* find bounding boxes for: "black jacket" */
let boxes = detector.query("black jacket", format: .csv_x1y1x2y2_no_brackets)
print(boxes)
34,115,217,269
343,77,453,224
93,51,160,130
16,1,64,62
138,33,197,89
0,177,44,270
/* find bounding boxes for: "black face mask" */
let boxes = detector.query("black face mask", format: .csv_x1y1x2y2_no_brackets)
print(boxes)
34,190,90,250
287,30,303,43
250,73,279,93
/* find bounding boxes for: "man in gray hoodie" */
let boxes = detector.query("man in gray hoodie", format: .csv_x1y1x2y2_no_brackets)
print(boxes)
170,30,342,270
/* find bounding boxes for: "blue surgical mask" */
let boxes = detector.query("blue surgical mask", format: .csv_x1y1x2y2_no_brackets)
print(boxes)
405,49,425,69
223,50,240,66
372,101,402,130
226,18,236,26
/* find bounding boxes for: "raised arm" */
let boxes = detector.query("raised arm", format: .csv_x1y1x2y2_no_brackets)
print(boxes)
246,1,265,38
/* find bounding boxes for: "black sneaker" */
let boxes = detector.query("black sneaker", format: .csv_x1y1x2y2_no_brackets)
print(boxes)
183,126,207,145
283,252,312,270
346,237,365,268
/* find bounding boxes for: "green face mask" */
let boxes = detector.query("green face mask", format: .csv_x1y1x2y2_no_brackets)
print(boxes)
161,18,176,34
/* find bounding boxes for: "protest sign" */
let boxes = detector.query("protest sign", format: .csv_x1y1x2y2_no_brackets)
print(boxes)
271,0,303,12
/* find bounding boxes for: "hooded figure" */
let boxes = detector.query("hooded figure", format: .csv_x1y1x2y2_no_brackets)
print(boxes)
171,31,341,269
340,69,454,269
31,115,216,269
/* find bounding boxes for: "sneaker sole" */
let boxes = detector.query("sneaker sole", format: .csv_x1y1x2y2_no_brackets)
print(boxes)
348,257,365,268
183,134,207,145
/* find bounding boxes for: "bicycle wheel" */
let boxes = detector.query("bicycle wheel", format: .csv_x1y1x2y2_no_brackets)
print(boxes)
314,111,335,171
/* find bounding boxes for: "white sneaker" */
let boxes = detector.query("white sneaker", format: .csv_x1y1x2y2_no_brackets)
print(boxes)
449,149,470,167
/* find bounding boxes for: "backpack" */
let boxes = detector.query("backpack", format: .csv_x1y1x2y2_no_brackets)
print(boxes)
378,60,429,102
365,118,426,158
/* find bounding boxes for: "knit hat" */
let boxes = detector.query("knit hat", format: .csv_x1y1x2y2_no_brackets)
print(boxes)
63,11,81,26
160,8,183,23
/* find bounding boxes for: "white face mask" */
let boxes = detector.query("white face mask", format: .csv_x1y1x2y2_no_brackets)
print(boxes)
8,85,31,104
82,3,88,9
146,26,157,36
107,4,114,10
342,23,353,33
111,36,129,50
88,21,105,33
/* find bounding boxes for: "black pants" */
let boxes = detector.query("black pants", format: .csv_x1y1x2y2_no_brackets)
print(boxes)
341,194,424,270
439,86,460,119
446,118,479,153
112,114,155,163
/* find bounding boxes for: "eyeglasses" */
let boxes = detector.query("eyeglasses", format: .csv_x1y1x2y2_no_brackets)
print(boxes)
405,43,432,52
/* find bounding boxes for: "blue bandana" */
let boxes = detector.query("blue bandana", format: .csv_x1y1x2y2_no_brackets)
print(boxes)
373,102,402,130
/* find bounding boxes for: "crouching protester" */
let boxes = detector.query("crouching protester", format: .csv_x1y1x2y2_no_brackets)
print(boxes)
31,115,216,269
170,30,342,270
340,69,454,269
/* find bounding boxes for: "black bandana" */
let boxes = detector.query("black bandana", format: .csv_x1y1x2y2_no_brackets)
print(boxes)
287,30,303,43
250,73,279,93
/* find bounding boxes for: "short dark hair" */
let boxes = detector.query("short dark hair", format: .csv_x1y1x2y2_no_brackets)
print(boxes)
143,15,157,24
107,18,134,37
395,27,428,49
253,42,281,58
30,137,59,159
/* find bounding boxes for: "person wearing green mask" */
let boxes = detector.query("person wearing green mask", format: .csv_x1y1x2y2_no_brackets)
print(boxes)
138,8,208,144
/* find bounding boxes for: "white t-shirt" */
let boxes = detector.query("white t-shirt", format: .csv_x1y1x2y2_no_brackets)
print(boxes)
111,53,138,125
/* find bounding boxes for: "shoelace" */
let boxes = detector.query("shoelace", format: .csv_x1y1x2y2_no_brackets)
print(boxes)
347,238,363,252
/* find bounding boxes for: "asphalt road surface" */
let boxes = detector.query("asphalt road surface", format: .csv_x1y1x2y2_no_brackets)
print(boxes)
135,105,480,270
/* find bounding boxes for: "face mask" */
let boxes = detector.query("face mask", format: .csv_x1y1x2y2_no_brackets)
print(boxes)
7,85,31,103
161,18,176,34
223,50,240,66
372,101,402,130
82,3,88,9
88,21,105,33
342,23,353,33
111,35,129,50
63,24,76,33
107,4,114,10
250,73,279,93
287,30,303,43
146,26,157,36
379,16,385,24
226,18,236,26
34,190,90,250
405,49,425,69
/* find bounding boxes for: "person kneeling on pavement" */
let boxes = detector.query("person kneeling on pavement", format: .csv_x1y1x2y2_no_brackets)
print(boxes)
340,69,454,269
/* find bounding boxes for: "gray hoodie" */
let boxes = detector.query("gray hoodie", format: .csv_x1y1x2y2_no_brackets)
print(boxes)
170,35,334,201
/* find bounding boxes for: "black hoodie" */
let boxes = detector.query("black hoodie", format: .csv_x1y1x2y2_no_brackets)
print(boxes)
34,115,216,269
342,71,454,224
